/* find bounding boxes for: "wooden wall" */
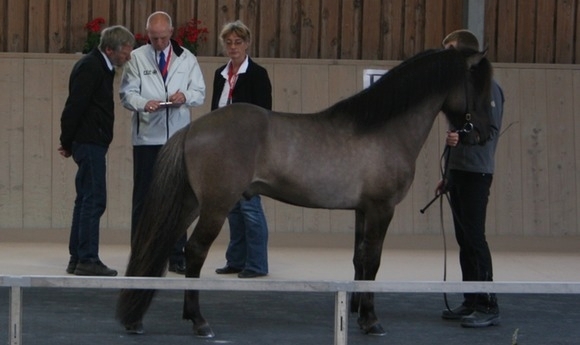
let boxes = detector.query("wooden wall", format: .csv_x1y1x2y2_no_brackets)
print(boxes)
1,0,579,63
0,53,579,239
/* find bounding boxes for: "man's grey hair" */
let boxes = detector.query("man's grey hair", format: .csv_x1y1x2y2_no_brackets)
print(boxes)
99,25,135,51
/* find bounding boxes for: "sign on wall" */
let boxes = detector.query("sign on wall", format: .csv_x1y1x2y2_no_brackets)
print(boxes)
363,69,388,88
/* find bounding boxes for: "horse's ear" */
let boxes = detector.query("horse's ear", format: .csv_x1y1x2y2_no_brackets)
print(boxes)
466,49,487,68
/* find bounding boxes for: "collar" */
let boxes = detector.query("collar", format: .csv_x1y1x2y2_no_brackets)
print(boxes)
158,44,171,57
221,55,249,79
100,50,114,71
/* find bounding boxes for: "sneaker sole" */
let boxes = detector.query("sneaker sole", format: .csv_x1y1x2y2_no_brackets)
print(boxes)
461,316,501,328
73,269,117,276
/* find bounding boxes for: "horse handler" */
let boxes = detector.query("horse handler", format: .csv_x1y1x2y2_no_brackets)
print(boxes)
437,29,504,328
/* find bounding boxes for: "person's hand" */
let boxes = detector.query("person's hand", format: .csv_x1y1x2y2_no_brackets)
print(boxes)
58,146,71,158
168,90,185,105
446,131,459,147
435,179,447,195
144,100,161,112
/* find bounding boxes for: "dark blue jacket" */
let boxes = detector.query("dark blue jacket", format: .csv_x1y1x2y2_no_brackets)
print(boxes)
60,48,116,151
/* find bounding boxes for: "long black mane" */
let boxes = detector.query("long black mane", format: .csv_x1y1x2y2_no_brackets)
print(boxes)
326,49,472,130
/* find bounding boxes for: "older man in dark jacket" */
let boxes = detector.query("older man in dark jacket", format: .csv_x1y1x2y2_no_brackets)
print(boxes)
59,25,134,276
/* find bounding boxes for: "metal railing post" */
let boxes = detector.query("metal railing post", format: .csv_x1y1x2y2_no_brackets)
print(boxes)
334,291,348,345
9,286,22,345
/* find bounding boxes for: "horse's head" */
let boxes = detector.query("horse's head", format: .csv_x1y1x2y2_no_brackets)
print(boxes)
442,48,493,145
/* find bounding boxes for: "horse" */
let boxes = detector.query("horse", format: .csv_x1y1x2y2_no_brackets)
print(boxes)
116,47,493,337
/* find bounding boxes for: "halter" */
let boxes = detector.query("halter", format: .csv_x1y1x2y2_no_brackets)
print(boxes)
456,115,474,134
457,73,475,135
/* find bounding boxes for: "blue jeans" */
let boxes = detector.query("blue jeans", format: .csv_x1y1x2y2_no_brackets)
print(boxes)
68,143,107,263
225,196,269,274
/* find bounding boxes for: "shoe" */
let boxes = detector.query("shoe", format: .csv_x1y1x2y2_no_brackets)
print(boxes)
168,261,186,275
441,304,474,320
66,257,78,274
125,321,144,335
73,261,117,276
461,309,500,328
215,265,243,274
237,270,267,278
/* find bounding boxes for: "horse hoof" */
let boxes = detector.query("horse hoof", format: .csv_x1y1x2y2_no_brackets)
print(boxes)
193,323,215,338
124,322,144,335
362,323,386,336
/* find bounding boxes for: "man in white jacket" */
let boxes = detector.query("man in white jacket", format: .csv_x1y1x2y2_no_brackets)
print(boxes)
120,11,205,274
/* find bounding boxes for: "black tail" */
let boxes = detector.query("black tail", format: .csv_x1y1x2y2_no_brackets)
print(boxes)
116,126,195,327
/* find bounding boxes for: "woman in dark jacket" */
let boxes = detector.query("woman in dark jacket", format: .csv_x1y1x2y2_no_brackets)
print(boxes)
212,20,272,278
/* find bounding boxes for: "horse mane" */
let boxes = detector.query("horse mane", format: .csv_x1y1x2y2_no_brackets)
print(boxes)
325,49,476,131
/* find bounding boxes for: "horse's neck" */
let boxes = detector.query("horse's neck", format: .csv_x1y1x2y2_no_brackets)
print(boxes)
383,100,443,158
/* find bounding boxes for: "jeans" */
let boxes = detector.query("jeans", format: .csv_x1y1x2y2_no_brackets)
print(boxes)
225,195,269,274
68,143,107,263
132,145,186,264
448,169,497,309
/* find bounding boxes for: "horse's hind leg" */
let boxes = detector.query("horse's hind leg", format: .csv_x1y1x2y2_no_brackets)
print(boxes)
350,209,365,313
352,207,393,336
182,212,228,338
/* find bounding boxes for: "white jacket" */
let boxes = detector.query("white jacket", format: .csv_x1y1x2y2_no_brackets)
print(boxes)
120,41,205,145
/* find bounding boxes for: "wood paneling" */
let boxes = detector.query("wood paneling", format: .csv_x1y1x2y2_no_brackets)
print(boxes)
535,0,556,63
6,0,27,52
22,58,53,227
319,0,339,59
1,54,579,239
555,0,576,63
0,58,24,228
48,0,68,53
514,0,536,63
28,0,48,53
1,0,579,63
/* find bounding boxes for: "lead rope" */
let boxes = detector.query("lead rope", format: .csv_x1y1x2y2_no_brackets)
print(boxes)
439,145,454,312
420,145,453,311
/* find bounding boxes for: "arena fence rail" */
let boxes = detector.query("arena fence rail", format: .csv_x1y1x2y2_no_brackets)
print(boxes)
2,276,580,345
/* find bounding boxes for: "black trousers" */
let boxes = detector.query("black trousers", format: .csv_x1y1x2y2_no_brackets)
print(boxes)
448,169,497,308
132,145,187,264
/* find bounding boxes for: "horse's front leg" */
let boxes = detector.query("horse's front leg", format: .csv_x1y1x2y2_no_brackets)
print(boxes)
353,207,393,336
182,219,223,338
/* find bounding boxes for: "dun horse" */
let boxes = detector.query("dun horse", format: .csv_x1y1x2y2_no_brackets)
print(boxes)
117,48,493,337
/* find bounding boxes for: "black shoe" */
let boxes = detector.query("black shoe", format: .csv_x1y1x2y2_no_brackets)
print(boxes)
461,309,500,328
168,261,186,274
215,265,243,274
441,304,474,320
66,257,78,274
237,270,267,278
74,261,117,276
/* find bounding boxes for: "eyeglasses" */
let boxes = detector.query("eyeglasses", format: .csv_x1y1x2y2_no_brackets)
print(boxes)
225,39,245,47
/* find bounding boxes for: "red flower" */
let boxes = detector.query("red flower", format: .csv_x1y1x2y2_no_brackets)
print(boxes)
84,17,105,33
175,18,208,54
134,33,149,47
82,17,106,53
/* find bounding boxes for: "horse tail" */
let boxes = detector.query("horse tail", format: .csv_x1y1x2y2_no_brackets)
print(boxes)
116,126,195,327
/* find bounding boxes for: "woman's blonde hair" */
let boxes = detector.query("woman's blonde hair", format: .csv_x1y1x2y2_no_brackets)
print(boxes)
219,20,251,46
